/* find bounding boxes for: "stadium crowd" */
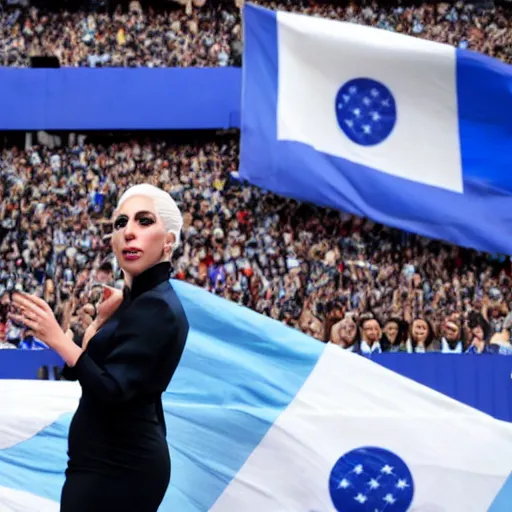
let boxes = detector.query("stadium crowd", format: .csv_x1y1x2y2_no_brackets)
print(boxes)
0,0,511,356
1,134,512,356
0,0,511,67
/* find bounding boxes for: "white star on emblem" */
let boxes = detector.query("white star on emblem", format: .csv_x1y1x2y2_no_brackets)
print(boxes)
381,99,390,107
362,125,372,134
362,97,371,106
368,478,380,490
352,108,361,118
343,94,351,103
383,494,396,504
337,103,344,110
349,86,358,94
381,465,393,475
396,479,409,490
354,493,368,504
370,112,381,121
338,478,351,489
370,88,379,97
345,119,354,128
353,464,364,474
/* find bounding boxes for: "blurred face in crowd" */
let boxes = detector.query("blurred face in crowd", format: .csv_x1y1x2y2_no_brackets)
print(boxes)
444,321,460,342
111,195,174,281
339,318,357,347
95,268,113,285
361,319,380,344
383,321,399,344
472,325,484,341
412,319,429,345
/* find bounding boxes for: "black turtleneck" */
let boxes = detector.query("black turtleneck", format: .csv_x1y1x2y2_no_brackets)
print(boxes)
62,259,189,410
124,261,171,301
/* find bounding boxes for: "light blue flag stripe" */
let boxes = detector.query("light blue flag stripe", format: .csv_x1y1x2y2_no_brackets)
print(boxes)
489,472,512,512
0,280,324,510
239,4,512,255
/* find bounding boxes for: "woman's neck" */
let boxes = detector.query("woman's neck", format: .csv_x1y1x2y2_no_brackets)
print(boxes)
123,273,133,289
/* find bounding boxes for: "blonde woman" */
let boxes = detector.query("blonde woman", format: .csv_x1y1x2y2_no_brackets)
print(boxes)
10,184,189,512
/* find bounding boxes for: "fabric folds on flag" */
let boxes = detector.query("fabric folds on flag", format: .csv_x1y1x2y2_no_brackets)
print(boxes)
0,280,512,511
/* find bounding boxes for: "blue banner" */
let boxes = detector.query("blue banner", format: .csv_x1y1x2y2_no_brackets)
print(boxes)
0,67,241,130
0,350,63,379
371,353,512,423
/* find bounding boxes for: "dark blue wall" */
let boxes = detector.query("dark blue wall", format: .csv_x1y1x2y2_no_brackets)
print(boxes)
0,67,242,130
372,354,512,423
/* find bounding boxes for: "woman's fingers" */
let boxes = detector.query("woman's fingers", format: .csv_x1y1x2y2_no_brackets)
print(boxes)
12,294,44,316
8,312,38,330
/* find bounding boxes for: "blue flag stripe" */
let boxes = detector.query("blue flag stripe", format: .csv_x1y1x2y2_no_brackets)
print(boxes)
457,50,512,193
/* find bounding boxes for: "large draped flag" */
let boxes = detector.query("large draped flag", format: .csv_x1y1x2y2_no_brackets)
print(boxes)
238,4,512,254
1,280,512,511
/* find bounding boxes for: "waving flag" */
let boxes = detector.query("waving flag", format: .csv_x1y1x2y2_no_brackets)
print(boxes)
239,4,512,254
1,280,512,511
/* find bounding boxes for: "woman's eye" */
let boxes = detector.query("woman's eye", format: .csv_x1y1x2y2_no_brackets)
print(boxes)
114,217,127,230
139,217,154,226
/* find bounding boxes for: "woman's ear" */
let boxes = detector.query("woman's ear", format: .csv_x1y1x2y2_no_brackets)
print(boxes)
164,232,176,257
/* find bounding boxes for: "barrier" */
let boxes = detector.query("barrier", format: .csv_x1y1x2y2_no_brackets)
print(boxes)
0,350,63,379
0,67,242,130
1,351,511,421
372,353,512,422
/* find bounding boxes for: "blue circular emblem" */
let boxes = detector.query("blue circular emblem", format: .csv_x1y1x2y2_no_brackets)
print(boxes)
335,78,397,146
329,446,414,512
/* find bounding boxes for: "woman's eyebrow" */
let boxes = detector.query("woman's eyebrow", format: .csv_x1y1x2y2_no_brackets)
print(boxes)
134,210,155,217
114,211,155,221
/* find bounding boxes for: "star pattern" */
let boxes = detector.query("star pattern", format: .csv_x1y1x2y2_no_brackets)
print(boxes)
335,78,397,147
329,447,414,512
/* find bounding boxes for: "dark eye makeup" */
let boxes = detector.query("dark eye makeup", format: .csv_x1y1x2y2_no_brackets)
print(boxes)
113,212,155,230
113,215,128,230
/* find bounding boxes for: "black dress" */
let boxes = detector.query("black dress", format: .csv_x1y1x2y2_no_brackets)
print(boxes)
60,261,189,512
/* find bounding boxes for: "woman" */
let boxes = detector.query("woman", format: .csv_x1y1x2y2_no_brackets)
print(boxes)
405,318,436,353
466,319,492,354
9,184,189,512
381,318,404,352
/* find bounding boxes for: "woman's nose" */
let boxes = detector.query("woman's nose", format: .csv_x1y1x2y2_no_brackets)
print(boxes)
123,220,136,240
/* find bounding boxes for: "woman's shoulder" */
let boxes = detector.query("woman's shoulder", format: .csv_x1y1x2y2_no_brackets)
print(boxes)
129,284,188,328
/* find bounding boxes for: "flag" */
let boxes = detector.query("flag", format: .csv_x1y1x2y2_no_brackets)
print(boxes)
239,4,512,254
1,280,512,511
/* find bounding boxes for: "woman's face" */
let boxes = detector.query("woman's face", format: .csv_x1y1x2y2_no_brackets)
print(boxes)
383,321,399,344
472,325,484,341
111,195,172,280
412,319,429,344
339,318,357,345
362,319,381,344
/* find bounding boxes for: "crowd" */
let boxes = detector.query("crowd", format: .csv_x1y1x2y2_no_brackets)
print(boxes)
1,133,512,356
0,0,511,67
1,0,512,357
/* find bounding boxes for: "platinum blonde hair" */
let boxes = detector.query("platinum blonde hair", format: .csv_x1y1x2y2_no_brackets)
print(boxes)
117,184,182,250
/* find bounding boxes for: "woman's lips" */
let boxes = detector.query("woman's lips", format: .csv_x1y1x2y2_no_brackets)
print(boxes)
122,249,142,261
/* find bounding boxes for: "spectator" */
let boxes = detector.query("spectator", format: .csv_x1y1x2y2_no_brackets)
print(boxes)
359,316,383,355
405,318,436,353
